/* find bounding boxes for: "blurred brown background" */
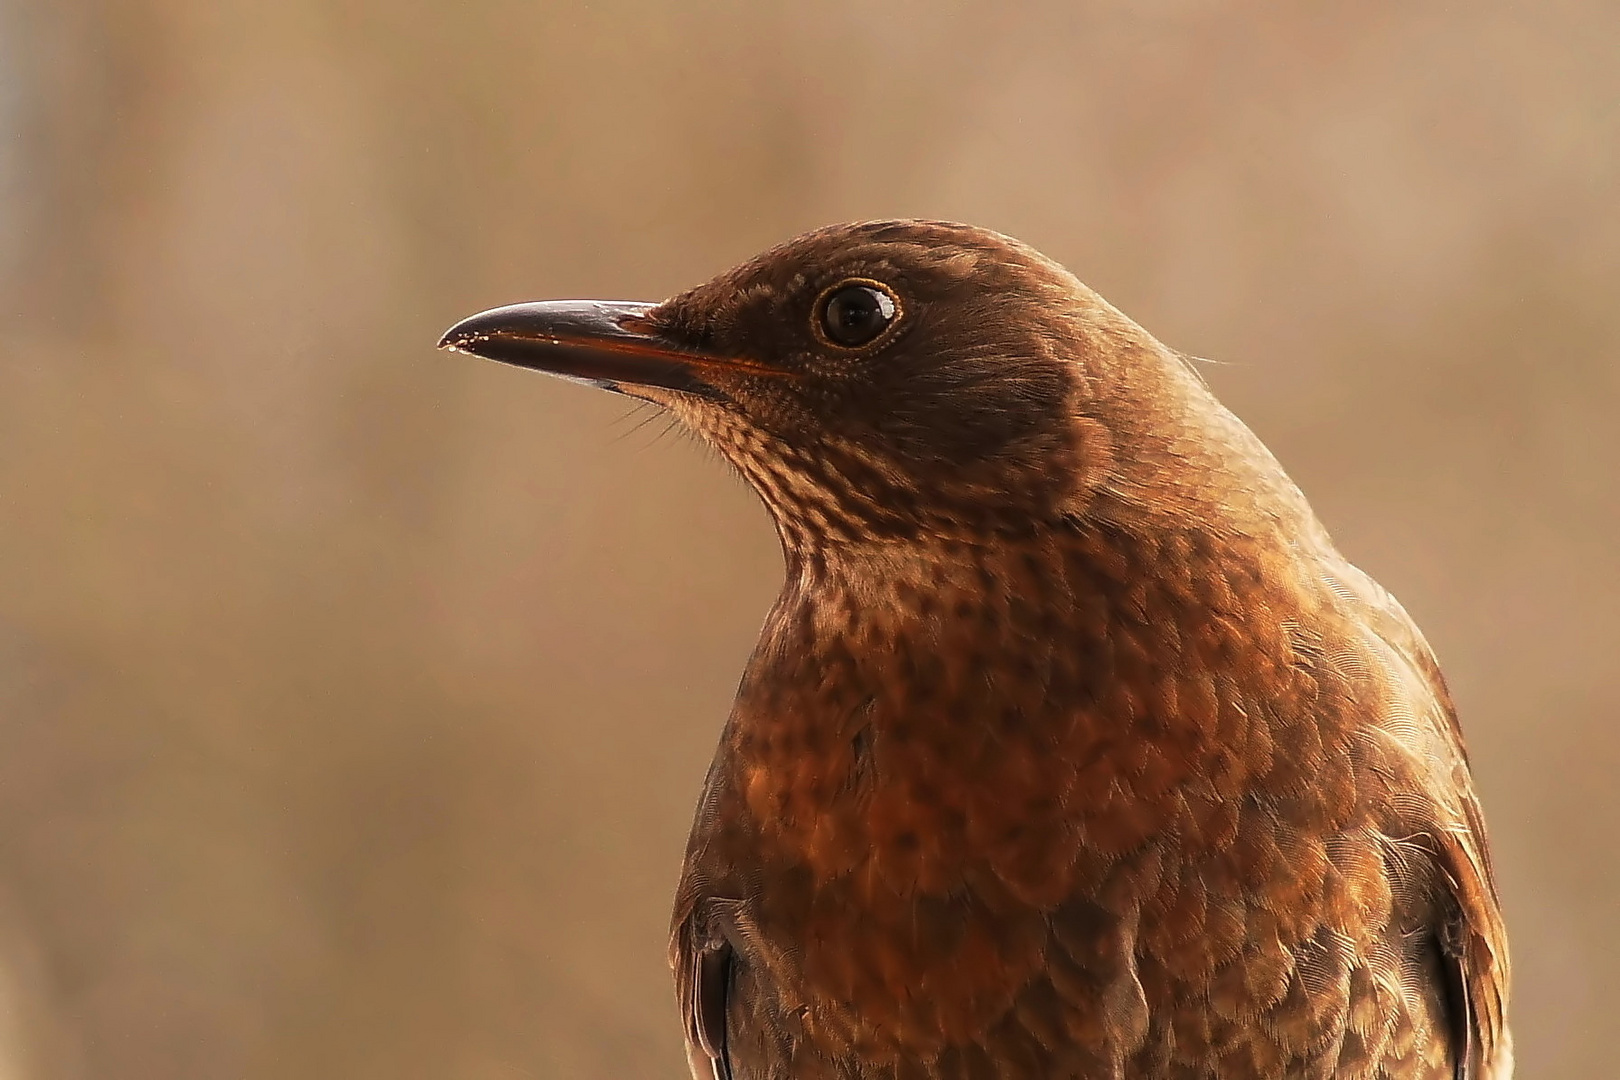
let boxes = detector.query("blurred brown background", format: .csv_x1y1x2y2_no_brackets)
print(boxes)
0,1,1615,1077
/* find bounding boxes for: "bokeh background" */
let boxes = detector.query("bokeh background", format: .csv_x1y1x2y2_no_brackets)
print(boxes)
0,2,1615,1077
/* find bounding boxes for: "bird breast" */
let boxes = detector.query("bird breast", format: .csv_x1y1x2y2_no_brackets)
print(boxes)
710,521,1372,1059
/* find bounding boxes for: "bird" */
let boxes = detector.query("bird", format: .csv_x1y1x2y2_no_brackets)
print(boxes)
439,220,1510,1080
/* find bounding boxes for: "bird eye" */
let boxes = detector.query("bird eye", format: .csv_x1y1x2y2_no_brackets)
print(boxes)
816,281,899,348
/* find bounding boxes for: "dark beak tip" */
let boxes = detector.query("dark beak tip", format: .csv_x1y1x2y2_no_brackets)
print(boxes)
436,329,478,352
437,310,507,354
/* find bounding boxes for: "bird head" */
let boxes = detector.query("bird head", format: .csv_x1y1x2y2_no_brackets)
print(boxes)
440,220,1224,552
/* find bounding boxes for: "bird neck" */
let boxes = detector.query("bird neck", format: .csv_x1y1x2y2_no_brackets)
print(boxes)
746,510,1298,752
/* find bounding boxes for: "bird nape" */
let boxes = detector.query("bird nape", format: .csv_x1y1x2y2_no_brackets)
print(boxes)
440,220,1510,1080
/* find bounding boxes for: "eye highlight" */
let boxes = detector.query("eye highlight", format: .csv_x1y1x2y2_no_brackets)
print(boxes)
814,280,900,348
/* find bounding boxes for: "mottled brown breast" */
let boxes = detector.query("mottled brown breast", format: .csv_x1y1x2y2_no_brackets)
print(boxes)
673,510,1500,1079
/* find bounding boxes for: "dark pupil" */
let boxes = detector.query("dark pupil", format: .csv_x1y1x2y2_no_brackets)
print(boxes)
822,285,895,346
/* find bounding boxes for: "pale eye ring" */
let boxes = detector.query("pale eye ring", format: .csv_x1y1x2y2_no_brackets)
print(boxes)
814,279,900,348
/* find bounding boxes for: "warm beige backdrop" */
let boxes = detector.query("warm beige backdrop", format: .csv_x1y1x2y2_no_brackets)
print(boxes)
0,2,1615,1077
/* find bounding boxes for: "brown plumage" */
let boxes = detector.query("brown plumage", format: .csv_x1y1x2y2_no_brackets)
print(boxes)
440,220,1511,1080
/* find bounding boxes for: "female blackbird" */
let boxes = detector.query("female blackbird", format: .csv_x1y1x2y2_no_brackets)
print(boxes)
441,221,1510,1080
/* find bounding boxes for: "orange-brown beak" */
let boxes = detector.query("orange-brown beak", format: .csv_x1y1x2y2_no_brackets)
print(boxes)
438,300,779,397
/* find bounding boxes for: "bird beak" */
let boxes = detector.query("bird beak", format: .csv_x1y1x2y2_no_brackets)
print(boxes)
438,300,778,397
